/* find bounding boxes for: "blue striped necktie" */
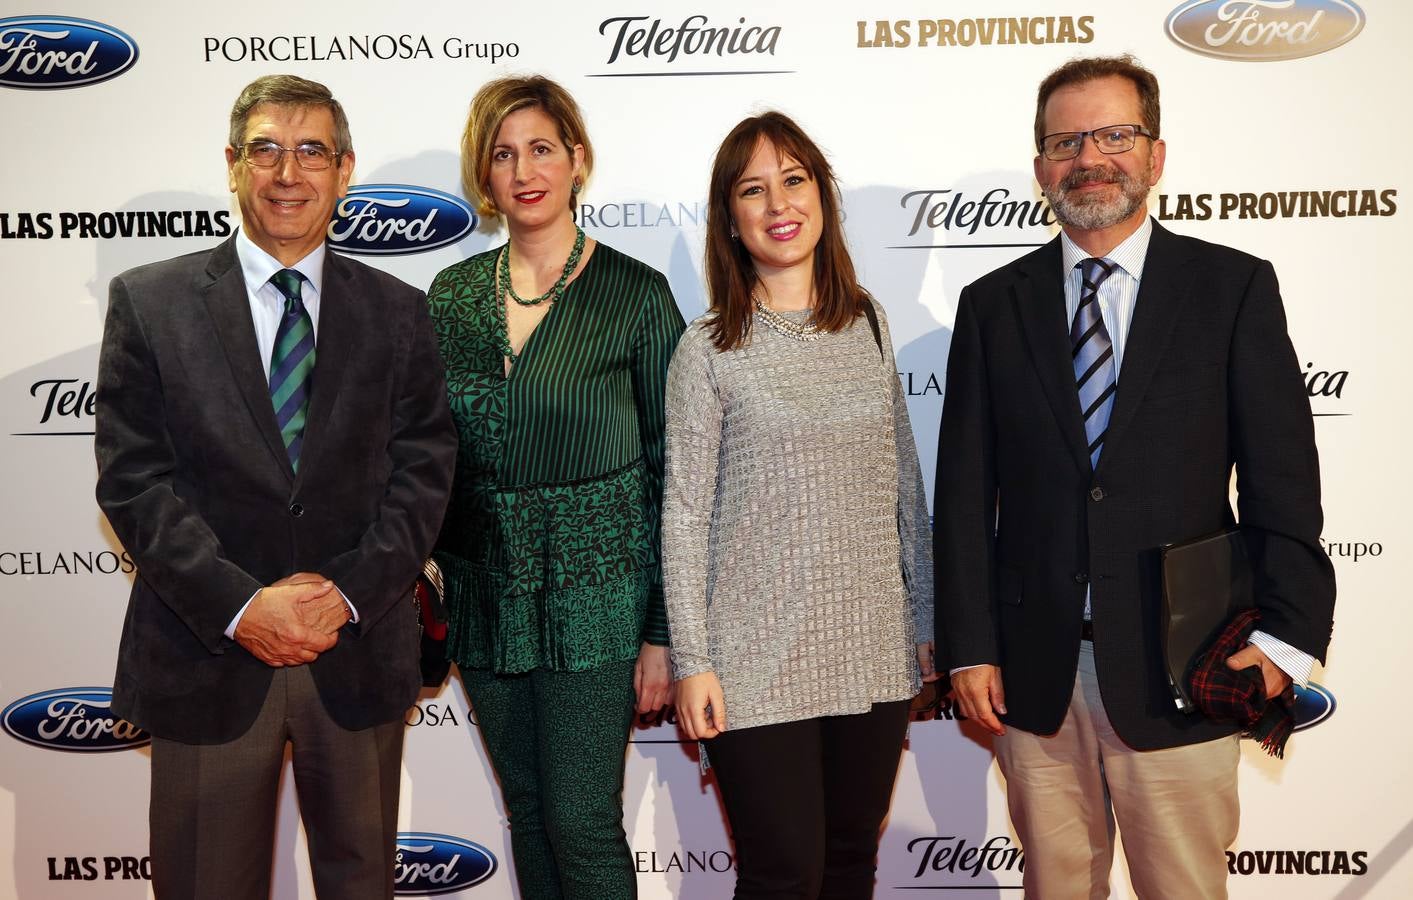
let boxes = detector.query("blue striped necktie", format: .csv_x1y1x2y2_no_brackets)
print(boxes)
268,269,315,471
1073,257,1117,469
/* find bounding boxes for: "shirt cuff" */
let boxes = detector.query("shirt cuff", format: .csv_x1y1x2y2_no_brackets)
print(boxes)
225,590,259,639
335,585,359,624
642,583,669,646
669,651,714,681
949,664,988,676
1248,630,1314,687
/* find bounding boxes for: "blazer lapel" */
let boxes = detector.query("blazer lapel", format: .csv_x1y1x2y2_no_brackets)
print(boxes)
1099,222,1196,469
295,250,357,481
199,237,295,482
1013,239,1092,474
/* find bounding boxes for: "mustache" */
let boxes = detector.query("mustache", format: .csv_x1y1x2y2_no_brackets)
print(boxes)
1059,166,1128,191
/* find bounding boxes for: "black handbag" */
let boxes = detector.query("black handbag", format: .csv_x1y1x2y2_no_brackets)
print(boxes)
1159,528,1255,713
415,558,452,687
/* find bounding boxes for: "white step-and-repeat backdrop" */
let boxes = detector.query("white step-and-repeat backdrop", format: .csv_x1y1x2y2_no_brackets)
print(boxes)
2,1,1407,897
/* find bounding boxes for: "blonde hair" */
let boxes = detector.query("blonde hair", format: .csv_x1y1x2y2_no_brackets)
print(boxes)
460,75,594,221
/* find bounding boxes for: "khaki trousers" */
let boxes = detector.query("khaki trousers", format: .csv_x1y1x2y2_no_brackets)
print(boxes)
995,641,1239,900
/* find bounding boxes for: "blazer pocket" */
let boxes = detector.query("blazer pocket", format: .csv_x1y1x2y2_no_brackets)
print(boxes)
999,565,1023,606
1143,362,1224,401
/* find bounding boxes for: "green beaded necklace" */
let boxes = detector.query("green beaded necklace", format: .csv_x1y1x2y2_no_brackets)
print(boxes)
493,227,587,365
498,226,586,307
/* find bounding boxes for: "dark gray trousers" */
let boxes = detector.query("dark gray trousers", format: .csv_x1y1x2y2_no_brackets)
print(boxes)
149,664,405,900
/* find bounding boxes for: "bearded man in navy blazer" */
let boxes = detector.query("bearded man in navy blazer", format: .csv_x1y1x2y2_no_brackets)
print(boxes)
935,55,1335,898
95,75,456,899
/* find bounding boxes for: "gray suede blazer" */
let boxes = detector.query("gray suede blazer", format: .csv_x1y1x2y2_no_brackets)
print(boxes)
96,235,456,744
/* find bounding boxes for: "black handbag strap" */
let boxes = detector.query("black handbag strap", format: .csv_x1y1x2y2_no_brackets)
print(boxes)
860,298,883,359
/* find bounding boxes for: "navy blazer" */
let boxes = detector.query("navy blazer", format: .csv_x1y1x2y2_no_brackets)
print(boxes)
933,220,1335,750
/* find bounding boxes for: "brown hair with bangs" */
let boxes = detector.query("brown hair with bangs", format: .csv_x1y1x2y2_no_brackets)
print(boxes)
460,74,594,222
704,112,867,352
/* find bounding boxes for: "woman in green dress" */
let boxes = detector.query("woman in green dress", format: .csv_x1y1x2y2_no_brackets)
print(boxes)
426,75,685,899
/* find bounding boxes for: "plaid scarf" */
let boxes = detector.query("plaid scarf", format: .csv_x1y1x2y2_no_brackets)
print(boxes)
1187,608,1295,758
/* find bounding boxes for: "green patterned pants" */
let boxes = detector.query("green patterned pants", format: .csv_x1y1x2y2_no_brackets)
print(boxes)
463,659,638,900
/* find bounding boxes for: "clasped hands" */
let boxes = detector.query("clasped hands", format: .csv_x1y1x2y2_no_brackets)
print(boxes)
233,571,351,667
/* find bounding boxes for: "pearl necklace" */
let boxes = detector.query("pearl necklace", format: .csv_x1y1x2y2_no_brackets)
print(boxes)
752,292,822,342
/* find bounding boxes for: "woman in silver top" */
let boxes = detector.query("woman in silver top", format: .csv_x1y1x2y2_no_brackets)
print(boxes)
662,111,938,899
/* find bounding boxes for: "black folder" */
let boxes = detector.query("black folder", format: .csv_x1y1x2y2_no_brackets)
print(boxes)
1160,528,1255,713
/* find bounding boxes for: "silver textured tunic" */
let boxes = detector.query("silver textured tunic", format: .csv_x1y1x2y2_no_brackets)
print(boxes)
662,300,935,731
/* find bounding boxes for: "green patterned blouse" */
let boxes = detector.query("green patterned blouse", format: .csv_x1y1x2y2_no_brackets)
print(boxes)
427,242,685,673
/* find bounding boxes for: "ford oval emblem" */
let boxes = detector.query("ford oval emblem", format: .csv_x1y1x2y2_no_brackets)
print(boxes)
393,833,498,894
0,16,139,89
328,185,476,255
1166,1,1365,62
1291,681,1336,731
1,687,149,751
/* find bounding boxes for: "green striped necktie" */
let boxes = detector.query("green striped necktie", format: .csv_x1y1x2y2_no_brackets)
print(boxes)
268,268,315,471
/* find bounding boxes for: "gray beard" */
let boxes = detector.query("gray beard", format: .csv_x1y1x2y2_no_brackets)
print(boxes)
1043,164,1151,231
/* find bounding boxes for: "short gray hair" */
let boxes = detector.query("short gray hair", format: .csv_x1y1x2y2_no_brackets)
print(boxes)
228,74,352,154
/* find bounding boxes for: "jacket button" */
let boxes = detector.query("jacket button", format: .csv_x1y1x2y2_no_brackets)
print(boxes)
1089,487,1105,501
1074,572,1090,584
289,503,304,518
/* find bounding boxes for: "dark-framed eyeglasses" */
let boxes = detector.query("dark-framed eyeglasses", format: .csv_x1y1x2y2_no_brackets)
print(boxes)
1039,124,1155,161
238,140,342,170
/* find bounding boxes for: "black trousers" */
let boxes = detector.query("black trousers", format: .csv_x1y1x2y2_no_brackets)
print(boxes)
706,699,910,900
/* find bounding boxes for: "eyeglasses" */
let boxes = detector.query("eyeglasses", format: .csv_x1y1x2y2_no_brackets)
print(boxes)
1039,124,1155,161
239,140,342,170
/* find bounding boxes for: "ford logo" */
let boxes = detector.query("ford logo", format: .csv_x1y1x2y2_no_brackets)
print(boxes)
1291,681,1336,731
328,185,476,255
393,833,497,894
1166,1,1365,61
2,687,149,751
0,16,139,89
